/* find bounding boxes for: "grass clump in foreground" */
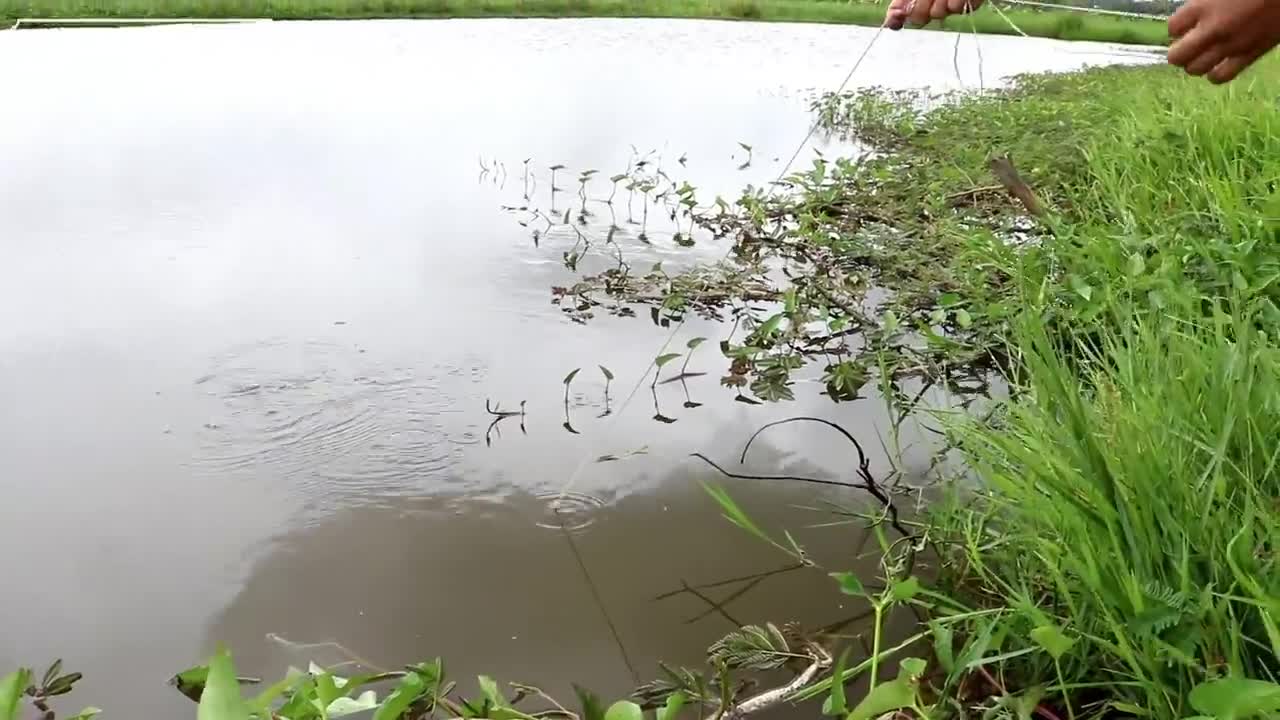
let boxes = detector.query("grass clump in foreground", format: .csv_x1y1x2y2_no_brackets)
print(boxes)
930,310,1280,719
0,0,1171,45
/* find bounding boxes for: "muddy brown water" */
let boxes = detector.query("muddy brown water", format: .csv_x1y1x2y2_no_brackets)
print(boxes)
0,18,1149,718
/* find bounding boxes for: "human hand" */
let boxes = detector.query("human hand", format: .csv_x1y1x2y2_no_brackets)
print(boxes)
884,0,986,30
1168,0,1280,83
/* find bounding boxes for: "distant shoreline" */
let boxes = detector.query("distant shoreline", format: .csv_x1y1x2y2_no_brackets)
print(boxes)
1,1,1171,45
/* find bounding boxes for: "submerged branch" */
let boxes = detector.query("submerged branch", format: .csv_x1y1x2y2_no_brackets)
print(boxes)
706,643,831,720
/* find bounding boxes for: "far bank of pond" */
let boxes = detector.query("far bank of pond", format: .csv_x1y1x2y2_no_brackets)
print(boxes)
1,0,1172,45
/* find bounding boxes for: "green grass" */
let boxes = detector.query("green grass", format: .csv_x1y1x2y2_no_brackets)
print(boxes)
0,0,1171,45
912,56,1280,720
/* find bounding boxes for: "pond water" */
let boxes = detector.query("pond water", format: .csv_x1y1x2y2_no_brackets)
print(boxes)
0,18,1146,718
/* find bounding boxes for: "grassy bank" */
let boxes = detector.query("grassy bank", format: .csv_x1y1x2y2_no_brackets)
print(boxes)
0,0,1171,44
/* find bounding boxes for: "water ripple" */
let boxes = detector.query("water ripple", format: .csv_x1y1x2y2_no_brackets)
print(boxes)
192,339,462,495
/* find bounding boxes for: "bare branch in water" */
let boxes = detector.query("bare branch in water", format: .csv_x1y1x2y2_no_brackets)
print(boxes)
735,417,913,540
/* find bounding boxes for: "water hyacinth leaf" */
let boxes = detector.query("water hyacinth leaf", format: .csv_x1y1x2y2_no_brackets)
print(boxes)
1029,625,1075,661
563,369,581,386
1189,677,1280,719
198,649,249,720
549,164,565,171
830,572,865,598
0,669,30,720
65,708,102,720
656,692,686,720
327,691,378,718
599,365,614,381
610,174,628,183
573,685,605,720
604,700,644,720
686,337,707,350
655,353,682,369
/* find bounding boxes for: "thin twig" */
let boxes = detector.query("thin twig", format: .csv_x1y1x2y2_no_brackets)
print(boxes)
677,579,743,628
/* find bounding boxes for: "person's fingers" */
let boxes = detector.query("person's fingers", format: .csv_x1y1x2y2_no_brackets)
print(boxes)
907,0,932,26
884,0,908,29
931,0,950,19
1208,46,1267,83
1167,1,1201,38
1168,25,1218,66
1185,45,1227,75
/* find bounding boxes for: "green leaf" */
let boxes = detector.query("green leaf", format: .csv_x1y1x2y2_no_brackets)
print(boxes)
937,292,961,307
563,368,581,386
1029,625,1075,661
478,676,505,708
830,572,865,598
701,482,778,549
1234,270,1249,292
610,174,628,183
1069,275,1093,301
655,353,682,369
686,337,707,350
198,650,250,720
42,660,63,689
898,658,926,679
371,673,427,720
327,691,378,718
248,671,304,715
573,685,605,720
890,576,921,603
604,700,644,720
955,308,973,328
845,677,915,720
882,310,899,335
1189,677,1280,719
65,708,102,720
0,669,31,720
928,621,955,674
44,673,83,696
758,313,784,338
823,648,851,716
1127,253,1146,277
750,376,795,402
656,692,685,720
1011,687,1045,720
598,365,614,381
